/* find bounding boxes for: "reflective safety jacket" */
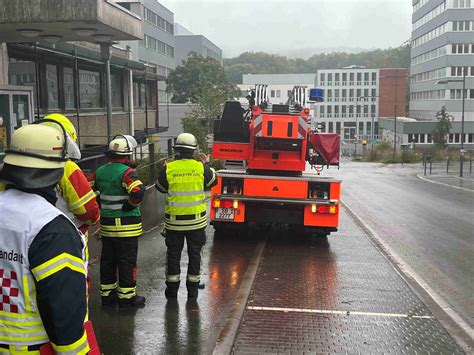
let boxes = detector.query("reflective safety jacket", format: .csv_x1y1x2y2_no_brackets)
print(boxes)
0,189,89,354
92,160,145,237
56,160,100,233
156,158,217,231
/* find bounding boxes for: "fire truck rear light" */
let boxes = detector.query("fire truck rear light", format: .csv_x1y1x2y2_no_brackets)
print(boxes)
311,204,317,213
317,205,328,213
233,201,239,209
329,205,337,214
223,200,232,208
213,200,221,208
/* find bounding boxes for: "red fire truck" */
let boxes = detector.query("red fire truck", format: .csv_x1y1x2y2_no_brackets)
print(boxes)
210,86,341,236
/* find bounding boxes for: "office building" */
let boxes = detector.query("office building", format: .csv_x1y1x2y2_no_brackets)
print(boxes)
410,0,474,121
314,68,407,142
174,24,223,65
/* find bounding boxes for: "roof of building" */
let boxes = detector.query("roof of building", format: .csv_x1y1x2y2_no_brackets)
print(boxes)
242,73,316,85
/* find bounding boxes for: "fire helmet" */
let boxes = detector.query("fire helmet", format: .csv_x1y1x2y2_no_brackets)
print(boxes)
174,133,197,151
108,135,138,156
44,113,77,142
4,124,67,169
42,114,81,160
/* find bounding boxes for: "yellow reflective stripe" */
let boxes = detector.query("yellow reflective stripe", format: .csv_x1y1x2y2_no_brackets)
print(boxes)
52,330,89,355
100,231,142,237
166,274,180,282
0,318,42,327
117,287,136,299
206,169,217,188
0,311,42,320
31,253,85,282
68,190,96,211
187,274,201,282
126,180,142,193
0,333,49,342
100,282,118,290
165,216,207,226
1,325,45,334
101,223,142,231
23,275,31,313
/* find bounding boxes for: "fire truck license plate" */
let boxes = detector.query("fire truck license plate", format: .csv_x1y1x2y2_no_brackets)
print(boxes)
215,208,234,220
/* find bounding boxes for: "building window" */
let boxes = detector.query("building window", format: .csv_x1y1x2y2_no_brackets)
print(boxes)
144,7,174,34
271,90,275,98
427,134,433,143
357,73,361,84
63,67,75,109
328,122,333,133
79,69,101,108
320,73,325,84
111,73,123,109
420,134,426,143
349,73,354,84
371,72,377,84
287,90,292,97
46,64,59,109
8,58,38,108
276,90,281,98
335,73,340,84
336,122,341,134
342,73,347,83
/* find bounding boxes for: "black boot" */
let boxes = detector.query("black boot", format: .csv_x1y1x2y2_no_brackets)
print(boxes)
101,290,118,306
165,281,180,299
118,295,146,308
186,281,199,299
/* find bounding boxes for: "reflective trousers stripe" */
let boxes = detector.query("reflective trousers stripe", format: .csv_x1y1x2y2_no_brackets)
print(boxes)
187,274,200,283
166,274,180,282
165,219,208,231
117,287,136,299
51,330,89,355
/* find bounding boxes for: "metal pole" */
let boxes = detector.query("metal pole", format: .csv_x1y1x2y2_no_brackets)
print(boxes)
100,43,113,142
430,160,432,175
144,70,148,133
33,43,40,120
393,74,398,162
460,69,466,177
447,155,450,173
72,46,81,147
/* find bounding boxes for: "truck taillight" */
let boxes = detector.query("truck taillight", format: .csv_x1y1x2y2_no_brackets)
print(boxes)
213,199,221,208
310,204,338,214
233,201,239,209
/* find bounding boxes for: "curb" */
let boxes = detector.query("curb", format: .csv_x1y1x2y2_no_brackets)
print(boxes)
213,239,266,355
342,201,474,353
416,174,474,192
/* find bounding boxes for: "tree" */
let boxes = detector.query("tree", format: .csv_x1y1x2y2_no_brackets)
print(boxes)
432,106,453,149
166,53,239,103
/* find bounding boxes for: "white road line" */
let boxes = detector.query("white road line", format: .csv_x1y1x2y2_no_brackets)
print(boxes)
416,174,474,192
247,306,433,319
454,176,474,182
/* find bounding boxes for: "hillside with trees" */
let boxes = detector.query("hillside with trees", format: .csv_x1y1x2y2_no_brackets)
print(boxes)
224,41,410,84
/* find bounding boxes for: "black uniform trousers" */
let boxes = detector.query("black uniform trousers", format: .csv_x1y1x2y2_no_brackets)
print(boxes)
165,227,206,288
100,237,138,295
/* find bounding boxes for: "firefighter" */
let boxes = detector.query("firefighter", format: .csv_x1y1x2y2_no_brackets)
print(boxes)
155,133,217,299
91,135,146,308
42,114,100,269
0,124,90,354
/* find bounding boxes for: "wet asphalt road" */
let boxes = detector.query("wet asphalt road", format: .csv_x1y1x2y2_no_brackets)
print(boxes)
87,228,259,354
334,160,474,327
85,159,472,354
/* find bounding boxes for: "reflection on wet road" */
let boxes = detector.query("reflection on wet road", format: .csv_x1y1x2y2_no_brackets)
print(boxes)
88,228,259,354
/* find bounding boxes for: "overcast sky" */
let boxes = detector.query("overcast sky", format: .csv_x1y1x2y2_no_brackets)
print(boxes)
159,0,412,59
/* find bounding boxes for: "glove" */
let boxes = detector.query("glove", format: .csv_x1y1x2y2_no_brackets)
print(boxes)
122,201,135,212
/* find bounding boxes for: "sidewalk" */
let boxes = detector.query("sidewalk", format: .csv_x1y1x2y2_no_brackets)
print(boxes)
417,162,474,191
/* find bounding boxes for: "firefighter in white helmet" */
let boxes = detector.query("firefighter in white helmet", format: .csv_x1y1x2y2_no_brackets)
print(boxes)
155,133,217,299
0,123,92,353
90,135,146,307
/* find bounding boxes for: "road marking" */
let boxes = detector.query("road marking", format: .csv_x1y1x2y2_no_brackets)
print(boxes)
247,306,434,319
416,174,474,192
342,201,474,351
454,175,474,182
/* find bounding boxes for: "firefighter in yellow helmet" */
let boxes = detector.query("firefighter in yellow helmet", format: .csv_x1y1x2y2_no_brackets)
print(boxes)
0,123,93,354
90,135,146,307
43,114,100,236
155,133,217,299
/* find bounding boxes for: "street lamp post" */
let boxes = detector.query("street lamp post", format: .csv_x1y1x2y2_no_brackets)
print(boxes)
436,68,467,177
